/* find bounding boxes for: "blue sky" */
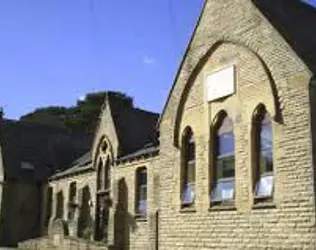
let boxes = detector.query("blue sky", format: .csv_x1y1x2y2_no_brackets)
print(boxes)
1,1,315,120
302,0,316,6
0,0,204,119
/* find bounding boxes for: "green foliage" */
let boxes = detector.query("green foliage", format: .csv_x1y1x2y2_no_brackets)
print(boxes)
19,91,130,133
82,226,93,240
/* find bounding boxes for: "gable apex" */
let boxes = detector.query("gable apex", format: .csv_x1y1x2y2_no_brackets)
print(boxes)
159,0,316,128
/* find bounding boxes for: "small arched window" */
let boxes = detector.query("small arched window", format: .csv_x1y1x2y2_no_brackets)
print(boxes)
253,105,274,201
181,127,196,207
135,167,147,216
210,112,235,205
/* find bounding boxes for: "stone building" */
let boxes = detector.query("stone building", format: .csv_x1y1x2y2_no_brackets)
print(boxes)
18,0,316,249
0,118,92,246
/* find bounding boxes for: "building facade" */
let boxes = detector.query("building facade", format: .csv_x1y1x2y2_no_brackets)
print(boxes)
19,0,316,249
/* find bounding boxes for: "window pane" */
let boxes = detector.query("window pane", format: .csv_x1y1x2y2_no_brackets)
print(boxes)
211,178,235,202
139,185,147,200
187,141,195,161
139,170,147,185
216,156,235,179
218,116,233,134
260,123,273,173
137,200,147,215
218,132,235,156
255,174,273,198
183,128,195,195
182,183,195,205
187,161,196,183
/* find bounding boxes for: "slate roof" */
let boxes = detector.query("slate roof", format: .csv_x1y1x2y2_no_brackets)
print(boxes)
50,93,160,180
0,119,92,181
116,144,159,163
253,0,316,73
49,151,93,180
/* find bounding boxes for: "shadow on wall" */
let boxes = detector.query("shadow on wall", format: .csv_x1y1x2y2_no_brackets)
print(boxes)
0,181,42,247
55,191,64,219
45,187,53,233
77,185,93,239
114,177,137,250
309,76,316,215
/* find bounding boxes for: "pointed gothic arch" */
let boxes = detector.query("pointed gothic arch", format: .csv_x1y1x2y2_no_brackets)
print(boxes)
94,135,113,242
171,41,282,148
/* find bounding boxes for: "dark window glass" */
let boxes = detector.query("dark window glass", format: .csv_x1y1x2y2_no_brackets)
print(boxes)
182,183,195,205
136,168,147,216
97,160,103,191
56,191,64,219
211,114,235,204
104,157,111,190
181,128,196,206
254,108,274,199
68,182,77,220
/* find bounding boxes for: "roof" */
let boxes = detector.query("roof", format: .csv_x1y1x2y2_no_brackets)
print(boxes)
49,151,93,180
107,92,160,157
49,91,160,181
253,0,316,73
0,119,92,181
50,144,159,181
116,144,159,163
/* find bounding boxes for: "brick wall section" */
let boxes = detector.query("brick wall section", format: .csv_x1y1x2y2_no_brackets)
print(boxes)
159,0,316,249
111,155,159,250
49,171,97,229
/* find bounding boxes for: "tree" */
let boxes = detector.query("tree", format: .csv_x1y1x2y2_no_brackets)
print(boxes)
19,91,131,133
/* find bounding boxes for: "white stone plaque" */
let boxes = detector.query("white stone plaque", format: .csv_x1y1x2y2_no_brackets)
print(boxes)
206,65,235,102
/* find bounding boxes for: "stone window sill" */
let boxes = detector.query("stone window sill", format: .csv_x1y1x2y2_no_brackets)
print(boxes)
97,188,110,195
134,214,147,222
252,202,276,210
209,204,236,212
180,207,196,213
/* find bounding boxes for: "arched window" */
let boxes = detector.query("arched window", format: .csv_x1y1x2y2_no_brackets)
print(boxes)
68,182,77,220
55,191,64,219
94,137,112,242
253,105,274,201
45,187,53,228
181,127,196,207
135,167,147,216
104,157,111,190
97,160,103,191
210,112,235,205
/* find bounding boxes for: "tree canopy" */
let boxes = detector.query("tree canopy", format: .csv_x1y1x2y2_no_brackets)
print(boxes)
20,91,132,133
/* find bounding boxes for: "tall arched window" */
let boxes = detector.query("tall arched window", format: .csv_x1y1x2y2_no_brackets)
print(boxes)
97,160,103,191
210,112,235,205
95,137,112,242
55,191,64,219
181,127,196,207
135,167,147,216
45,187,53,228
68,182,77,221
253,105,274,201
104,157,111,190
